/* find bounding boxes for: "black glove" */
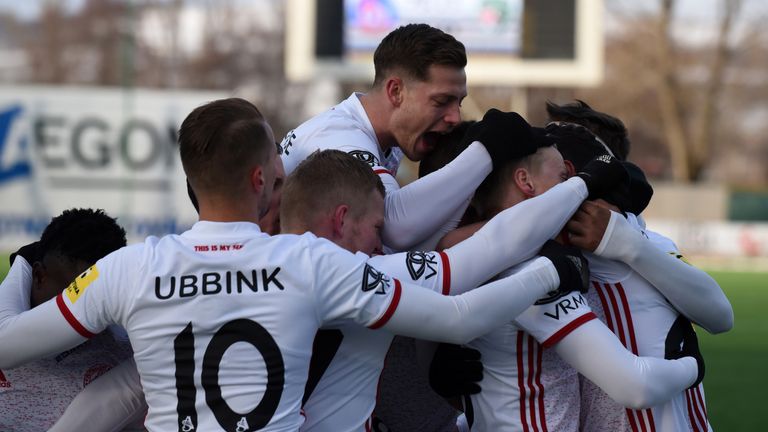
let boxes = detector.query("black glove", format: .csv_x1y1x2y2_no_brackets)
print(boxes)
537,240,590,303
576,154,630,200
463,109,536,169
665,315,705,388
429,343,483,398
9,241,41,266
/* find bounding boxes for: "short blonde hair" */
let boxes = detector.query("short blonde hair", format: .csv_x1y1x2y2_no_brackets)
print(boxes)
281,150,385,230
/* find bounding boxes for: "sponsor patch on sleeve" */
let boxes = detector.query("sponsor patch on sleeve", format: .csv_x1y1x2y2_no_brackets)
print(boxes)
361,264,391,295
668,251,691,265
65,265,100,303
348,150,380,168
405,251,438,281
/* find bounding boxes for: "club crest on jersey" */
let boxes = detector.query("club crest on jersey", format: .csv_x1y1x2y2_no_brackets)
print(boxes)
405,251,437,281
65,265,100,303
362,264,390,295
348,150,380,168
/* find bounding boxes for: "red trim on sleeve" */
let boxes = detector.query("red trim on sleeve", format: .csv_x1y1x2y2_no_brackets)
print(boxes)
438,251,451,296
55,294,96,338
368,279,402,329
540,312,597,349
373,168,394,177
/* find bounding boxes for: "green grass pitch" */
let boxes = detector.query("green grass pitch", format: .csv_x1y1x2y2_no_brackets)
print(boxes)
696,271,767,430
0,257,763,429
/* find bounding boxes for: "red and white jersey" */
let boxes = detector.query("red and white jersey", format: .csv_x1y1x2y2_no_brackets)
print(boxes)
54,222,402,432
580,227,712,432
0,258,133,432
280,93,400,188
300,251,451,432
462,262,596,432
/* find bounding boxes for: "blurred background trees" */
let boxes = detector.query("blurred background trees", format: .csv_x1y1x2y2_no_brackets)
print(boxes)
0,0,766,185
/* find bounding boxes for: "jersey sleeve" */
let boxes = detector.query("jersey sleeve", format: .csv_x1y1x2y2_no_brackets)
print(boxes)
444,176,588,295
367,251,452,295
380,257,559,344
514,292,596,348
55,245,144,338
308,238,404,329
594,212,733,334
381,142,493,251
555,319,698,409
0,256,33,319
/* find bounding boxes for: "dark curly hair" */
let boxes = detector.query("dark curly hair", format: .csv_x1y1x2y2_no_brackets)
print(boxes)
38,208,126,264
545,100,630,160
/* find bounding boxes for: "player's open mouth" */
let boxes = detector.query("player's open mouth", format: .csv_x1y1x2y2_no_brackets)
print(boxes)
421,131,441,150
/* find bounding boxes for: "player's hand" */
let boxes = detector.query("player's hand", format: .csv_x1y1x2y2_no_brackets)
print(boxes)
538,240,590,296
429,343,483,397
463,109,531,169
9,241,41,266
576,154,629,200
665,315,705,388
566,201,612,252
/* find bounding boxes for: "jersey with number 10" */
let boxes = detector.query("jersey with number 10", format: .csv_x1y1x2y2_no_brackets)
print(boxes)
54,221,402,432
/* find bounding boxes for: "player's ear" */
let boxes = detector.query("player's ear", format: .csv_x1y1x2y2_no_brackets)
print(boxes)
331,204,350,239
250,165,266,195
564,160,576,177
385,76,404,107
514,167,535,198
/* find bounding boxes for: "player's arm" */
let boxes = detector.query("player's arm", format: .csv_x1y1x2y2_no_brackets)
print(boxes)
554,319,699,409
312,237,566,344
378,257,558,344
50,358,147,432
409,197,471,252
379,141,492,251
0,255,33,318
443,176,588,294
0,249,128,369
0,297,87,369
571,204,733,333
369,177,588,295
0,252,86,368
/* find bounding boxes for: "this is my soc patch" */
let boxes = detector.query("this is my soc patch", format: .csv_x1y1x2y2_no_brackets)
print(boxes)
65,265,100,303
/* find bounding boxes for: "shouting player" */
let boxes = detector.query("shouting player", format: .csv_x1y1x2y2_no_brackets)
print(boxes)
281,24,526,252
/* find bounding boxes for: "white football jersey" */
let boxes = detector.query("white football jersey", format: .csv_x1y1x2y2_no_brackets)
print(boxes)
55,222,403,432
300,251,451,432
0,259,133,432
580,227,712,432
464,262,596,432
280,93,400,188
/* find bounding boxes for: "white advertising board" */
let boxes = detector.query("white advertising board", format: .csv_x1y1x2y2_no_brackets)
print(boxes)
0,85,225,250
649,219,768,258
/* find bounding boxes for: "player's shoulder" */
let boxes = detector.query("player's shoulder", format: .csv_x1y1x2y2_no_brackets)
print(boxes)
642,228,679,252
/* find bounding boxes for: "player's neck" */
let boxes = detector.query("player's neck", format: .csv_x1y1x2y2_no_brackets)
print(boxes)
197,198,262,225
358,92,396,153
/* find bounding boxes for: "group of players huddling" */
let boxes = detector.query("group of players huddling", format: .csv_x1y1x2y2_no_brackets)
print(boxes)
0,23,732,432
